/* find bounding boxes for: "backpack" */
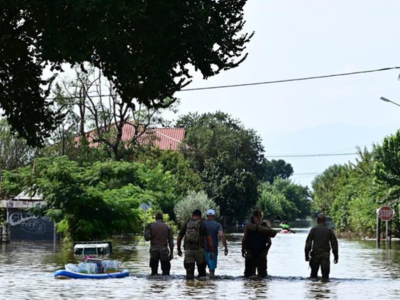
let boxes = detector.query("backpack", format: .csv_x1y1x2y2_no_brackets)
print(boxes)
184,220,201,249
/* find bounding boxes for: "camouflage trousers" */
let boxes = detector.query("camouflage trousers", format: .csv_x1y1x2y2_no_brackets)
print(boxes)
149,245,171,275
184,248,207,279
244,250,268,278
310,251,330,279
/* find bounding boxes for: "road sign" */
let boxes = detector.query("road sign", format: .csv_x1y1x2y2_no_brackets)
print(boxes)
378,206,394,221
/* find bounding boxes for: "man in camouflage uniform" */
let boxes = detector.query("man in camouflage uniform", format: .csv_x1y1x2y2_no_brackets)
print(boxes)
305,213,339,280
241,210,277,278
144,212,174,276
177,209,214,279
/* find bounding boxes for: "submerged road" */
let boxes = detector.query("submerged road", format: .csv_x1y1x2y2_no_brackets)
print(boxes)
0,229,399,299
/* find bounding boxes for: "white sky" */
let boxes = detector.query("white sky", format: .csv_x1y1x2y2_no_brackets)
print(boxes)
174,0,400,187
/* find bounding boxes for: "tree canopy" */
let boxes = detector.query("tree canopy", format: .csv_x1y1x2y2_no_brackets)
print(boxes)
0,0,253,146
312,144,400,237
177,112,266,222
263,159,294,183
258,178,311,221
1,157,179,240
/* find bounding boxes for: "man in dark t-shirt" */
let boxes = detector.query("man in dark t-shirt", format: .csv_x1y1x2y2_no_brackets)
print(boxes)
177,209,214,279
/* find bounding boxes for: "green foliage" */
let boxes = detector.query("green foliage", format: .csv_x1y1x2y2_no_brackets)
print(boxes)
313,146,400,237
312,164,349,215
138,149,203,198
200,153,259,222
258,185,289,219
177,112,267,222
258,178,311,220
174,191,219,226
1,157,178,240
374,130,400,199
0,0,252,146
178,112,266,178
263,159,294,183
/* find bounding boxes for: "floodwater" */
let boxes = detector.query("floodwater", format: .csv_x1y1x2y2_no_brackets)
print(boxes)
0,229,399,300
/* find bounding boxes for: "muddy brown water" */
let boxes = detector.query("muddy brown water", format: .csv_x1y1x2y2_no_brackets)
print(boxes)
0,229,399,299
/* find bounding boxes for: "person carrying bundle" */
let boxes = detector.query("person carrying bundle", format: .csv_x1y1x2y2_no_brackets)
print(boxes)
241,210,277,278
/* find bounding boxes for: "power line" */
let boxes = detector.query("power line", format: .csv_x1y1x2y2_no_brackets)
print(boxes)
180,66,400,92
48,66,400,100
292,172,322,176
265,153,357,158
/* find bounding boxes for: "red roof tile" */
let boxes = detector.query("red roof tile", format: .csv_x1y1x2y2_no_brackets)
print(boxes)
75,124,185,151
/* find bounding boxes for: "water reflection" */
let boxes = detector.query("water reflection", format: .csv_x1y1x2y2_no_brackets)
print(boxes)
305,281,338,299
0,233,399,299
243,279,268,299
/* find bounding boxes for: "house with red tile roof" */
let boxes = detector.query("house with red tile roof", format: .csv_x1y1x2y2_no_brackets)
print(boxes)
75,123,185,151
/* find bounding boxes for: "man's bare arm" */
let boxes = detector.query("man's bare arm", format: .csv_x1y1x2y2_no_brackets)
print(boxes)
177,235,183,256
219,230,228,255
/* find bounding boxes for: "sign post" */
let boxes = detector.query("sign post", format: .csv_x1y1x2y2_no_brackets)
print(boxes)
378,206,395,247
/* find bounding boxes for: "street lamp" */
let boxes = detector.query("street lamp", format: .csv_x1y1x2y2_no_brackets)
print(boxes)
380,96,400,107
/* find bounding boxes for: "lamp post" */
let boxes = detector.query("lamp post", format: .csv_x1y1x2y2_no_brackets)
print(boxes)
380,97,400,107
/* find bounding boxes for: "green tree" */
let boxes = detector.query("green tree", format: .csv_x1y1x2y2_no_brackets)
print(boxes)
374,130,400,200
174,191,219,226
262,159,294,183
138,149,203,198
177,112,266,223
0,0,253,146
312,164,349,215
201,153,259,223
177,112,266,178
1,157,178,240
258,178,310,221
314,147,391,237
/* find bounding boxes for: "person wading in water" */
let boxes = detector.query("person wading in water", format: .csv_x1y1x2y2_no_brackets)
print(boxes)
241,210,276,278
204,209,228,276
144,212,174,276
177,209,214,279
305,213,339,280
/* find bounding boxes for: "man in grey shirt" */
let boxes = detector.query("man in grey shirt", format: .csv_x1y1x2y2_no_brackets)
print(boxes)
144,212,174,275
204,209,228,276
305,213,338,280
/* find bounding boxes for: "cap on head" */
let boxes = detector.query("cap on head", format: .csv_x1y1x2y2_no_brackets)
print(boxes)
192,209,202,217
206,209,216,216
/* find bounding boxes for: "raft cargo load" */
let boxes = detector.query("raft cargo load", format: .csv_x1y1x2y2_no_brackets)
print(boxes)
73,241,112,256
54,259,129,279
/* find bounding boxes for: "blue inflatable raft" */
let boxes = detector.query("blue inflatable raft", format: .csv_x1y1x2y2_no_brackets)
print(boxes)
54,269,129,279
